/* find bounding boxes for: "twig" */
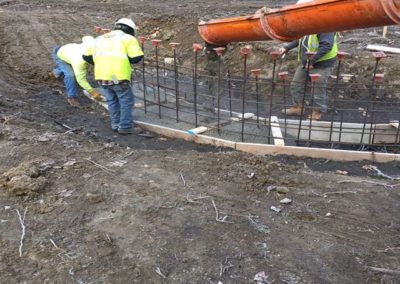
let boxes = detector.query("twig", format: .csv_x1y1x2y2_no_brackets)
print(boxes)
186,194,210,204
376,246,400,253
247,216,269,234
155,267,167,278
338,179,397,189
15,208,27,257
180,173,186,187
324,191,357,196
50,238,61,250
85,158,115,174
220,262,234,276
212,200,233,223
364,165,400,180
367,266,400,275
121,151,135,159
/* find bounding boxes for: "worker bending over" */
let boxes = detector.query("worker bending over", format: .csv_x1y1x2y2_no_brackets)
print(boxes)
52,36,102,107
84,18,144,135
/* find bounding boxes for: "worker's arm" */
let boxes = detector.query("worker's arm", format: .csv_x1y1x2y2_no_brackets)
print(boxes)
311,33,335,65
283,40,299,52
71,63,94,93
126,37,144,64
129,55,143,64
82,55,94,65
83,45,94,65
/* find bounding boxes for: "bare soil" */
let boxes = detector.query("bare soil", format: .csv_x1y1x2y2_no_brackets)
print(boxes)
0,1,399,283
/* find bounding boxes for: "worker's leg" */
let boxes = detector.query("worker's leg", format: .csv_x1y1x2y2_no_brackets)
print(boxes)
290,65,308,105
51,47,63,78
311,67,332,113
101,85,120,131
51,47,79,98
115,82,134,130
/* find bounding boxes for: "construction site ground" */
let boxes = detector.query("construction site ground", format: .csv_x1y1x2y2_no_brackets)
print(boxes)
0,1,400,283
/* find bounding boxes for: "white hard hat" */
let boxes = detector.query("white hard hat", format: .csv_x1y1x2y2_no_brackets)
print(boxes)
81,36,95,54
116,18,137,30
81,36,95,46
297,0,313,3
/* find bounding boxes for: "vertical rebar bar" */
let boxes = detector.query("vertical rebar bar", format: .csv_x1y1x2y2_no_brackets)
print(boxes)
360,53,385,146
240,47,250,142
251,69,261,128
192,44,202,128
217,54,222,134
296,52,316,145
279,72,289,138
308,74,320,144
170,43,181,123
267,54,278,144
139,36,147,113
228,70,232,117
151,40,162,119
329,52,347,147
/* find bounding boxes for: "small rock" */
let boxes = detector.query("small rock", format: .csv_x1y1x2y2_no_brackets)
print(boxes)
63,160,77,167
280,198,292,204
270,206,282,213
247,172,255,179
164,57,174,65
325,212,332,217
107,160,127,167
267,185,289,194
86,193,103,204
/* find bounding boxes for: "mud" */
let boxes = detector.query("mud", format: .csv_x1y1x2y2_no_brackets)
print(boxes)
0,1,399,283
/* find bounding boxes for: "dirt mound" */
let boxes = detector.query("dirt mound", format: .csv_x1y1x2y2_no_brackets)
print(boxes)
0,162,47,196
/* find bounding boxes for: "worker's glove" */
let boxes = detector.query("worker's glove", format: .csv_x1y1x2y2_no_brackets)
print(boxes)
90,90,103,101
278,47,287,58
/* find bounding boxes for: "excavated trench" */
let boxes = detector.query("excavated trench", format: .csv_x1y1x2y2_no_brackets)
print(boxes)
0,1,400,283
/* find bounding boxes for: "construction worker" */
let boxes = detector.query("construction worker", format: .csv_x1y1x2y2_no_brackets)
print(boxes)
52,36,102,107
280,0,338,120
84,18,144,135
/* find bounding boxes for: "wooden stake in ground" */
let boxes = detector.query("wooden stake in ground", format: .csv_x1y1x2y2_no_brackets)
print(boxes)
382,26,388,38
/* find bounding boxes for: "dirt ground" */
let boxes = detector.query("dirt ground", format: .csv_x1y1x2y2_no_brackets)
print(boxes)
0,1,400,283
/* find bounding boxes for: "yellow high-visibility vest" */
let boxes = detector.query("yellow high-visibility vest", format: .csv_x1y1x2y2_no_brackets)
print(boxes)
87,30,143,81
298,34,338,63
57,43,94,92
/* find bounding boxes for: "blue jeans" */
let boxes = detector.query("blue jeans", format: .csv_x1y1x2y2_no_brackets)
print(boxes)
52,46,78,98
101,82,134,130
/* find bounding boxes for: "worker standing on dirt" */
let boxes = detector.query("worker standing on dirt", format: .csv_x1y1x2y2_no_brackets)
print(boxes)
279,0,338,120
84,18,144,135
52,36,103,107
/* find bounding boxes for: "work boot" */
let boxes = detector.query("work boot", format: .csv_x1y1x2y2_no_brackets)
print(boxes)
118,127,142,135
67,97,81,107
282,103,303,116
308,108,322,120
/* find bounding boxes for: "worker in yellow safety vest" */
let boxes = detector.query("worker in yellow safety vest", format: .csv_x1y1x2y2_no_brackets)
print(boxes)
52,36,103,107
276,0,338,121
84,18,144,135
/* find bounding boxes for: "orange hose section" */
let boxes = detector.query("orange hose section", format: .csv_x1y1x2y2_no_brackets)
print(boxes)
198,0,400,46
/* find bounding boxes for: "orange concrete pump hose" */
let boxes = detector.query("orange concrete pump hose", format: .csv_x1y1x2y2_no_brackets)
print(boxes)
198,0,400,45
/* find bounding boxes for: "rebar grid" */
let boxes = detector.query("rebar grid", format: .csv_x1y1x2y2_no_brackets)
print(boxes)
131,43,399,153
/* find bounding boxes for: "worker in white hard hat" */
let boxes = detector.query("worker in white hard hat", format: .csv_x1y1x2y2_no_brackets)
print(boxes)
84,18,144,135
51,36,102,107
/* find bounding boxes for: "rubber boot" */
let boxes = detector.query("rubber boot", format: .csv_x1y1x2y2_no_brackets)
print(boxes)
282,103,303,116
